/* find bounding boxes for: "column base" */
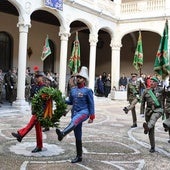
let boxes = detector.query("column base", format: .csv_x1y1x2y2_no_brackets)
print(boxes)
12,99,31,113
110,90,127,100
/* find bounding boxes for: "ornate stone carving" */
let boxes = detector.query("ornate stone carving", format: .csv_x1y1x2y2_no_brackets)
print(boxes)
25,1,32,14
110,40,122,50
89,33,98,46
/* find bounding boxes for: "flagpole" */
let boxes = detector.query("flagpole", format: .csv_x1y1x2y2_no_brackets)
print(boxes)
139,65,142,96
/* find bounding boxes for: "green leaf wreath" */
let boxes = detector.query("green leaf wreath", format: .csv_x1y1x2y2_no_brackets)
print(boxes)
31,87,67,128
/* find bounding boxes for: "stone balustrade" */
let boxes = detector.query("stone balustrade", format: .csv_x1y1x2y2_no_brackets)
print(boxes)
66,0,168,20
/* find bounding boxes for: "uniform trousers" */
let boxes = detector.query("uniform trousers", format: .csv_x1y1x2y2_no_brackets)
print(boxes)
71,112,89,140
129,99,137,125
145,111,162,148
18,115,42,148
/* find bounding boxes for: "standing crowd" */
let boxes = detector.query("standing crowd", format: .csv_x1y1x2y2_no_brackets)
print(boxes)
0,66,59,107
95,72,111,97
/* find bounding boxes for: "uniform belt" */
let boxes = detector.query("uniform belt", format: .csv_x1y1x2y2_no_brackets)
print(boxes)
147,106,161,109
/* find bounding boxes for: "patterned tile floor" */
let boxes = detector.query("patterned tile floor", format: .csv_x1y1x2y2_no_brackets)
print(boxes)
0,96,170,170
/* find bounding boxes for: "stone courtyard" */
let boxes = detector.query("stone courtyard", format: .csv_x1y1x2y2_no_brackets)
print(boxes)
0,96,170,170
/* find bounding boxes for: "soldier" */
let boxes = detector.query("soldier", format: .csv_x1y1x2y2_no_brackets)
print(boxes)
141,77,164,153
163,85,170,143
4,69,12,102
67,73,77,97
11,71,46,153
25,68,32,102
125,73,140,128
0,69,4,107
9,67,17,104
56,66,95,163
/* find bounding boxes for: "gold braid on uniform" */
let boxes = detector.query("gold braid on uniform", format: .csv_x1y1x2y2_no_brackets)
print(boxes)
31,87,67,128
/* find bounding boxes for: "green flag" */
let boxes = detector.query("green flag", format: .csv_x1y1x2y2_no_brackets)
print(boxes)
41,35,51,61
68,32,81,73
154,20,170,79
133,31,143,71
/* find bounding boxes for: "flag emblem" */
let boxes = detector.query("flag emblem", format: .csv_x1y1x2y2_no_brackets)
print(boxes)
154,20,170,79
133,31,143,71
68,32,81,73
41,35,51,61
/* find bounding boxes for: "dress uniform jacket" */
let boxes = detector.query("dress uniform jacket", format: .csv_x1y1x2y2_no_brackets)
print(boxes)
67,86,95,119
66,86,95,140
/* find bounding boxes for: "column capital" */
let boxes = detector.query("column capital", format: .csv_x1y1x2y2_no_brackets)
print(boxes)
89,33,98,46
110,40,122,50
59,26,71,41
17,16,31,33
59,32,70,41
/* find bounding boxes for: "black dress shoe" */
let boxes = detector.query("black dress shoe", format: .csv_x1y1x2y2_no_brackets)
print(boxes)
11,132,22,142
32,147,42,153
71,156,82,163
43,127,50,132
131,124,137,128
149,147,155,153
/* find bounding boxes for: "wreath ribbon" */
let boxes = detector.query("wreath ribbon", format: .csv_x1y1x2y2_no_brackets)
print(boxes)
43,97,53,119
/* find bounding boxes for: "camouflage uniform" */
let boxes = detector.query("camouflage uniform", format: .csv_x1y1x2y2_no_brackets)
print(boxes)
140,86,164,152
0,70,4,105
9,69,17,104
4,70,12,101
127,77,140,127
25,73,31,102
67,74,77,96
163,87,170,142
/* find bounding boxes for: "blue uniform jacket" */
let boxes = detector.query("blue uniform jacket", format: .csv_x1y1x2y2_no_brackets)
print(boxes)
66,86,95,116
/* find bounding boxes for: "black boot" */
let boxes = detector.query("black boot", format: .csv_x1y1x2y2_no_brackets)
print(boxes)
149,146,155,153
71,140,82,163
123,107,128,114
56,122,75,141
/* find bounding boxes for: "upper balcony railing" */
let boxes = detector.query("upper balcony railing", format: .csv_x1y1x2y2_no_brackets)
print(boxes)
121,0,165,13
65,0,169,20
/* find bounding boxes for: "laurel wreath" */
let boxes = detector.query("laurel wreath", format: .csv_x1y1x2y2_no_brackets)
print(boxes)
31,87,67,128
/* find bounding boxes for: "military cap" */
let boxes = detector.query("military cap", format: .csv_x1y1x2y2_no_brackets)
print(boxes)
151,77,159,83
35,71,45,77
131,73,138,77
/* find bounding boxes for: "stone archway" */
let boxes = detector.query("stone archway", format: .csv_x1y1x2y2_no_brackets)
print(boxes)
0,31,13,72
121,31,160,77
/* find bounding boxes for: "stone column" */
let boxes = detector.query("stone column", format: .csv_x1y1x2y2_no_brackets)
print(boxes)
58,28,70,96
13,21,30,110
88,33,98,91
110,40,122,90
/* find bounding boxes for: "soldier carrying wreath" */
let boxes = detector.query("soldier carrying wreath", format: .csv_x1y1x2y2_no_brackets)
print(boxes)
11,71,67,153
